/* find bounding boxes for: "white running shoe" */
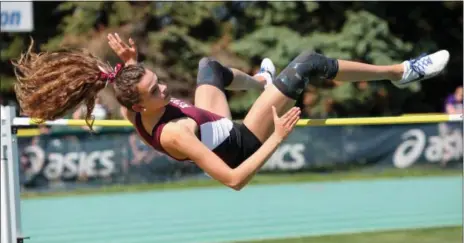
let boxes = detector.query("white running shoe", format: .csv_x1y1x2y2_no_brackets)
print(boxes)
391,50,450,89
256,58,276,87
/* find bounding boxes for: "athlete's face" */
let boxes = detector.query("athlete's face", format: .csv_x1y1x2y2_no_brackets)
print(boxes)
132,69,171,113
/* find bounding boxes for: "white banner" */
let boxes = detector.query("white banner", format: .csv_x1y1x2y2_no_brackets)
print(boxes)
1,1,33,32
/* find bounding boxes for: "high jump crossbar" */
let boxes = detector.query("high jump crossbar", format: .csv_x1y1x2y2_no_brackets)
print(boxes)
11,113,463,127
1,105,463,243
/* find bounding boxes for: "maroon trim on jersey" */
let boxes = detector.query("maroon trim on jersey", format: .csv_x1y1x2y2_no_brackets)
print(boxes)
133,112,156,147
133,98,227,162
134,108,189,161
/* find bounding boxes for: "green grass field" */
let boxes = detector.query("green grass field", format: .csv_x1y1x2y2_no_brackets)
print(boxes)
242,226,463,243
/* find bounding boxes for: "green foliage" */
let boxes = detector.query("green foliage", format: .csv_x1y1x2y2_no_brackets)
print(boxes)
146,26,209,90
228,90,262,114
56,2,105,34
109,2,139,27
1,2,460,117
0,36,25,61
242,2,319,28
232,10,413,68
231,26,310,68
0,75,17,92
152,2,221,28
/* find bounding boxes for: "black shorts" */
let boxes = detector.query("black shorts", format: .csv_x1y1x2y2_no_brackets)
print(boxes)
212,122,263,168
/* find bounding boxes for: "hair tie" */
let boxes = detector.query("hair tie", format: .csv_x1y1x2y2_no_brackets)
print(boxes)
99,63,123,84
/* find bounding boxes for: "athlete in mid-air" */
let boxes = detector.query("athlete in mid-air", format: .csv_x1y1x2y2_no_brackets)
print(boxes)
12,33,450,190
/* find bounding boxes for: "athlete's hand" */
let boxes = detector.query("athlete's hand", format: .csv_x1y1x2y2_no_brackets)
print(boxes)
107,33,137,65
272,106,301,141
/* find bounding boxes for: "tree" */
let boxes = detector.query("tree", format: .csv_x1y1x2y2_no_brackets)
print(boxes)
1,2,461,117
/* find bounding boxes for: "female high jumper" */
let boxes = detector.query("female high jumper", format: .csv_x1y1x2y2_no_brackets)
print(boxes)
12,33,449,190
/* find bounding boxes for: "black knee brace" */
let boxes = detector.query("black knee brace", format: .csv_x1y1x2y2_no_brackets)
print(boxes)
196,57,234,92
273,51,339,99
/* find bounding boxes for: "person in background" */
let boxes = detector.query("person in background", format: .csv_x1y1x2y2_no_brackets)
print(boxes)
444,85,463,114
439,85,462,166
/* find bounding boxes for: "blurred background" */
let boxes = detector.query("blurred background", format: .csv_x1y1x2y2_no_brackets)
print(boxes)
1,2,462,243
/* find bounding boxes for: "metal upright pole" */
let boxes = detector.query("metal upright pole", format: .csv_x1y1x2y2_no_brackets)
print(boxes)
1,105,15,243
0,105,26,243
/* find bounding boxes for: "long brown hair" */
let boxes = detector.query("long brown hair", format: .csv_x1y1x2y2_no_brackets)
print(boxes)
12,39,116,130
12,39,147,130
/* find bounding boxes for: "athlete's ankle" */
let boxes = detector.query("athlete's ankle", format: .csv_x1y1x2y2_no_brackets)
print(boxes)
253,72,272,88
388,63,405,81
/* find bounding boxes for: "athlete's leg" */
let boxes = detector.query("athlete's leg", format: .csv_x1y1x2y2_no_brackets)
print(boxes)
194,57,275,118
226,58,275,90
195,85,232,118
244,50,450,142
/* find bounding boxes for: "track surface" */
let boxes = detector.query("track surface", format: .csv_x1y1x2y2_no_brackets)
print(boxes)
21,176,462,243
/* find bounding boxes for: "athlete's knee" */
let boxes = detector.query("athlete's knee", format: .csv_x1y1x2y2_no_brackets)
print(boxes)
273,51,339,99
198,57,216,70
197,57,233,91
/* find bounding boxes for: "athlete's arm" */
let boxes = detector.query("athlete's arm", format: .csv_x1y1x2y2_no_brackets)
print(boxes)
162,106,301,191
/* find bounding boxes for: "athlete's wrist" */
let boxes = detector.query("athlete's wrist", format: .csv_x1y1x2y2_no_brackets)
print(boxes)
269,132,284,145
125,59,137,66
